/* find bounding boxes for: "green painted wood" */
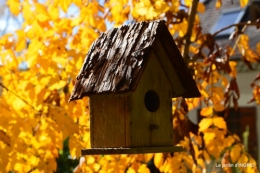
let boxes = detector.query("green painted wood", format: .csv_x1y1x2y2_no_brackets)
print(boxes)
154,40,186,97
81,146,184,155
130,52,174,147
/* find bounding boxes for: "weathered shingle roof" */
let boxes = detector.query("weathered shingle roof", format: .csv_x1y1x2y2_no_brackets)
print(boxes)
69,20,200,101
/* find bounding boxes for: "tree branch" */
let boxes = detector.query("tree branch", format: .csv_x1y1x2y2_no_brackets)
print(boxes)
0,82,35,110
183,0,199,62
212,21,257,36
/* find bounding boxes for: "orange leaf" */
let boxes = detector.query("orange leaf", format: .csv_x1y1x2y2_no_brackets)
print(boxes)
0,130,10,146
230,145,241,163
238,153,248,164
213,104,225,112
213,117,227,129
223,136,235,148
197,2,205,13
215,0,222,9
200,107,213,117
203,150,211,164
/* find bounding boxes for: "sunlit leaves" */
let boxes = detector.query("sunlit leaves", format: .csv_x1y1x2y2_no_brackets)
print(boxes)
199,118,212,132
240,0,249,8
7,0,20,15
216,0,222,9
133,0,169,20
200,106,213,117
15,30,26,52
230,145,242,163
213,117,226,130
197,2,205,13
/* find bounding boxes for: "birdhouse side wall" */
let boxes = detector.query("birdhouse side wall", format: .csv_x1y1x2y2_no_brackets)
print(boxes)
130,52,174,147
90,94,130,148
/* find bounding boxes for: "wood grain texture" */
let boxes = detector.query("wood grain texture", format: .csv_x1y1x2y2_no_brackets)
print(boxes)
90,94,130,148
69,20,200,102
130,53,174,147
154,40,186,97
81,146,184,155
159,28,201,98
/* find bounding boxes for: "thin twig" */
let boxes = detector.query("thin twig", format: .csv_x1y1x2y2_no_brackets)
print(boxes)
0,82,35,110
230,25,248,55
213,21,256,37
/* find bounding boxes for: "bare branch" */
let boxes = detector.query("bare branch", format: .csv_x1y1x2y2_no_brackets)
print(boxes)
0,82,35,110
212,21,258,36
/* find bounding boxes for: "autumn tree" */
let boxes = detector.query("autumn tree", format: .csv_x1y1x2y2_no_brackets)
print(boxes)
0,0,259,172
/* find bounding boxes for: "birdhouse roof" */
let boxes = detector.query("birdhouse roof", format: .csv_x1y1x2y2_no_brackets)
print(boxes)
69,20,200,101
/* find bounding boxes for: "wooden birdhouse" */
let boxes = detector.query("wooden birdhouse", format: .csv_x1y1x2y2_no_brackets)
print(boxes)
69,20,201,155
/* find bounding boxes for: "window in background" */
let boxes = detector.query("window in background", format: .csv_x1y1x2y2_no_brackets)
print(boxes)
211,8,245,37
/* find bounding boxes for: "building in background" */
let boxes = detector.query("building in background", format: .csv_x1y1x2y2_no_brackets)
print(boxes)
188,0,260,166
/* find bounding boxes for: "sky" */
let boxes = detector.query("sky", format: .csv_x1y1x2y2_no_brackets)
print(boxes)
0,0,23,35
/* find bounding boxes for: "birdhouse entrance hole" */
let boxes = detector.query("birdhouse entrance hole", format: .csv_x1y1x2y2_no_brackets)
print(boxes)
144,90,160,112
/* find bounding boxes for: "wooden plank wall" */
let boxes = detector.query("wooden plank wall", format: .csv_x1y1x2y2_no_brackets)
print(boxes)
130,52,174,147
90,94,130,148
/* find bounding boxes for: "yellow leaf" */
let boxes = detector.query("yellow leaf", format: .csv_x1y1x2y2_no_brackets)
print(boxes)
238,153,248,164
16,30,26,52
204,128,216,141
213,117,227,129
36,13,50,23
197,158,205,169
22,2,33,21
49,80,67,90
200,107,213,117
203,150,211,164
171,156,181,170
60,0,71,13
208,145,221,159
154,153,163,168
233,134,241,142
154,0,169,13
7,0,20,15
138,164,150,173
240,0,249,8
223,136,235,148
230,145,241,163
127,167,136,173
184,0,192,7
197,2,205,13
229,61,237,77
199,118,213,132
183,155,193,169
216,0,222,9
144,154,154,163
49,5,59,20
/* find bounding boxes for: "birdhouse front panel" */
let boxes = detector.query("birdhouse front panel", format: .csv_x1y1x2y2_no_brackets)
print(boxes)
129,52,174,147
